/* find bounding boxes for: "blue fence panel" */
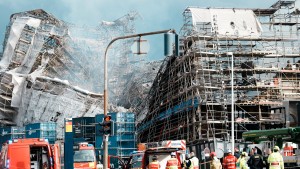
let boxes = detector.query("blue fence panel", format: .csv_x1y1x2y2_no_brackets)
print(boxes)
0,126,25,150
25,122,57,144
95,112,136,162
72,117,95,145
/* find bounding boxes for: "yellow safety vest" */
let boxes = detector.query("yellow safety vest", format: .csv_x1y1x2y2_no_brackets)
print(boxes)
210,158,222,169
267,152,284,169
237,157,248,169
190,157,199,169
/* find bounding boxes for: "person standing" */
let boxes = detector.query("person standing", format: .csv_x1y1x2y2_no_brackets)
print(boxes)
283,143,293,156
234,147,240,159
210,152,222,169
149,155,160,169
223,149,237,169
166,152,180,169
237,152,248,169
264,149,272,169
247,148,264,169
267,146,284,169
182,154,191,169
189,152,199,169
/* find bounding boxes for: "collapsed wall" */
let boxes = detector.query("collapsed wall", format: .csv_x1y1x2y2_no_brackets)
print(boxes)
0,9,104,137
0,9,152,137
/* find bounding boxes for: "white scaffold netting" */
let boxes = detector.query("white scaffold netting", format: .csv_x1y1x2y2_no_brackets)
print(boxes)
188,8,263,38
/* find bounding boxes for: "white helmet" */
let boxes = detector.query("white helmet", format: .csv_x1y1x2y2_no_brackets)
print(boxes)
171,152,176,156
227,149,232,153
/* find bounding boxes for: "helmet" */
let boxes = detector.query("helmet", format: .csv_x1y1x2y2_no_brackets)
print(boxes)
210,152,217,157
273,146,280,151
171,152,176,156
227,149,232,153
242,152,247,156
152,155,157,160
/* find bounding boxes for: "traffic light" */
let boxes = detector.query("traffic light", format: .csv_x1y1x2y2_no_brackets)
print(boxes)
102,115,114,136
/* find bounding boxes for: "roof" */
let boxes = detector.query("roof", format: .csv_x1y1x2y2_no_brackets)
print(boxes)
185,7,263,38
10,9,63,26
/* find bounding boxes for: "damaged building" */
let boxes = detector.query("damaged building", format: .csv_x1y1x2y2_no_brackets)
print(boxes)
136,0,300,153
0,9,155,138
0,9,103,137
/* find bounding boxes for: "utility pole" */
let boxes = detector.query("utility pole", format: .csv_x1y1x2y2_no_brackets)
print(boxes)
228,52,235,153
103,29,176,169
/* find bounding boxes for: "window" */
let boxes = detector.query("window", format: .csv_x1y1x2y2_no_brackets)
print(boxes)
74,149,95,162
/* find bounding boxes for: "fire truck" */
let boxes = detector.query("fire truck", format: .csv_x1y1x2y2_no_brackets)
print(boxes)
73,142,97,169
0,138,61,169
242,127,300,168
127,140,186,169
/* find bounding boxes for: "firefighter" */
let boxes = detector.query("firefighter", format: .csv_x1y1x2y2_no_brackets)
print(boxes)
210,152,222,169
267,146,284,169
166,152,180,169
247,148,264,169
283,143,293,156
223,149,237,169
149,155,160,169
237,152,249,169
264,149,272,169
189,152,199,169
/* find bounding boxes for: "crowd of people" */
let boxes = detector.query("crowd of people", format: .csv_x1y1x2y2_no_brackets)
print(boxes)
147,146,285,169
214,146,284,169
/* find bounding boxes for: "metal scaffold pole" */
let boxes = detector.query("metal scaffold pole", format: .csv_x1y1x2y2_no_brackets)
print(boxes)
229,52,235,153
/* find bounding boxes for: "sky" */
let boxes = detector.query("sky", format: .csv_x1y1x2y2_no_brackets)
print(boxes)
0,0,278,61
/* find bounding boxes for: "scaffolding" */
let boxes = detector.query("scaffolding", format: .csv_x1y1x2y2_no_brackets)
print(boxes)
0,9,146,134
137,0,300,148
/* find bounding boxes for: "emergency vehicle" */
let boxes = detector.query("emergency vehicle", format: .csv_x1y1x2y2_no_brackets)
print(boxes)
73,142,97,169
127,140,186,169
0,138,60,169
242,127,300,168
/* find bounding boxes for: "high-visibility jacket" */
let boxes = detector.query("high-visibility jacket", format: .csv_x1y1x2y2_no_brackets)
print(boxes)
237,157,248,169
189,156,199,169
166,157,179,169
149,161,160,169
267,152,284,169
210,158,222,169
223,154,237,169
283,146,293,156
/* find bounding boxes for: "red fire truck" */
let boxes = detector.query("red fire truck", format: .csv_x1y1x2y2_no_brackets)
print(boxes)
127,140,186,169
73,142,97,169
0,138,60,169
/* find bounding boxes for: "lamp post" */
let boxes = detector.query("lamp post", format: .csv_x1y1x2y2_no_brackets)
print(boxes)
103,29,176,169
227,52,235,153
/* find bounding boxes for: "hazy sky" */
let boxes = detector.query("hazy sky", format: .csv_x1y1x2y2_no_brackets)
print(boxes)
0,0,278,60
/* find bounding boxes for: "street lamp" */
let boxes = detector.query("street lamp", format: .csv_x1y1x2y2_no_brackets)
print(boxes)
102,29,176,169
227,52,235,153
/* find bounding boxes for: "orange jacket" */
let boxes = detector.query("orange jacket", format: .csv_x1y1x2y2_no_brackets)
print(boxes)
223,154,237,169
166,157,180,169
283,146,293,156
149,161,160,169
